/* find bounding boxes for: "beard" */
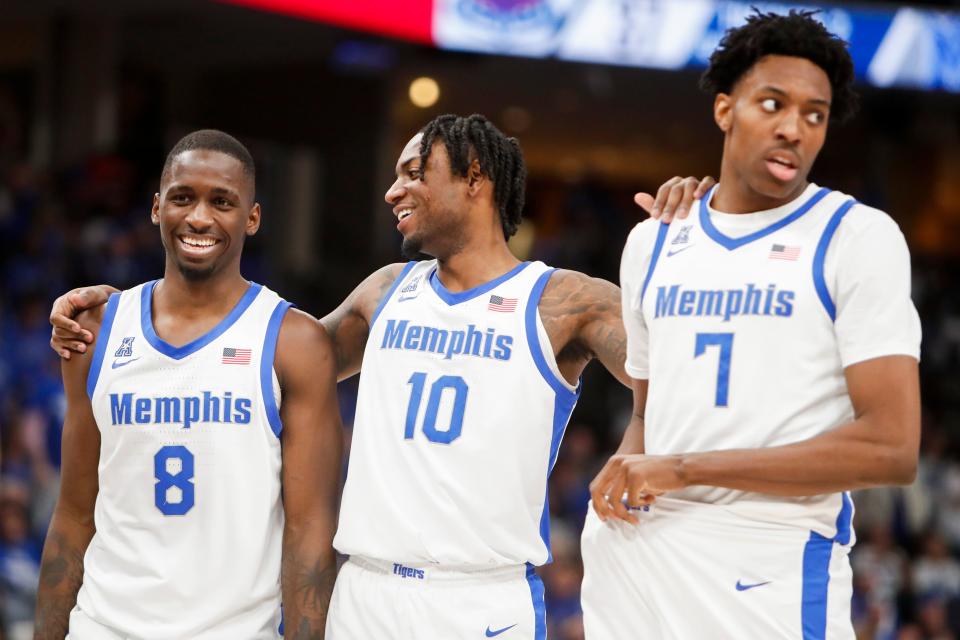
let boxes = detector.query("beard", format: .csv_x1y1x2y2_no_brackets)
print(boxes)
175,259,218,281
400,236,429,261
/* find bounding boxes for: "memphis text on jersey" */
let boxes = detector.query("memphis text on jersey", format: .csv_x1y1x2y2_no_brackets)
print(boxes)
380,319,513,361
109,391,252,428
654,283,795,321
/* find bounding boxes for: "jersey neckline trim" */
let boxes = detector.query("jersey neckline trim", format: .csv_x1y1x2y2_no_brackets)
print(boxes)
429,261,531,306
140,280,263,360
699,185,831,250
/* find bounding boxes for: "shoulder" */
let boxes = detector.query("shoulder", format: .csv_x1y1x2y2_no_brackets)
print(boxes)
624,217,663,252
831,200,909,255
275,309,335,373
355,262,414,310
76,303,108,338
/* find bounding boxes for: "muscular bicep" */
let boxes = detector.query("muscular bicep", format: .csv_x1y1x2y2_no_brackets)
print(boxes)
566,274,631,388
319,262,407,381
844,355,920,464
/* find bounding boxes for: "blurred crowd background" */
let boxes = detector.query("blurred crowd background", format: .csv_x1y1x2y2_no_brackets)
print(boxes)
2,1,960,638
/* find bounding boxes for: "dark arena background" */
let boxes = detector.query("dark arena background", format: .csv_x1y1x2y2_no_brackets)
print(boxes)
2,1,959,638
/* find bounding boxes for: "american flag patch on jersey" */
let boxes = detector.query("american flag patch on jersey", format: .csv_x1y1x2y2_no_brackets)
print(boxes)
222,347,252,365
488,295,518,312
769,244,801,261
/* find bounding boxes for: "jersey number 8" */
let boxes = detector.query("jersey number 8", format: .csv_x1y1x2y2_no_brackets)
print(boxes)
154,445,195,516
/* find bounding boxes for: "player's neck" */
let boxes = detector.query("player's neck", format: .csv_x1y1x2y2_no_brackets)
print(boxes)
714,164,809,214
434,234,521,294
156,265,251,321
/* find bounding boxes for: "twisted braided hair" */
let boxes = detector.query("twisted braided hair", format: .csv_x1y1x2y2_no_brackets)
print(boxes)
701,10,858,123
418,114,527,239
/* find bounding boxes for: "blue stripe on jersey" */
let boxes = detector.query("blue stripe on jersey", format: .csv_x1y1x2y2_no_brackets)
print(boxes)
699,185,831,250
369,261,417,329
261,300,293,439
640,222,670,304
525,564,547,640
813,199,857,321
800,492,855,639
429,261,531,306
86,292,122,399
140,280,263,359
526,269,582,561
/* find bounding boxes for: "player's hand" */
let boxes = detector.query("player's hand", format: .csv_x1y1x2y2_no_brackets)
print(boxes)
49,285,117,359
635,176,716,223
589,454,686,523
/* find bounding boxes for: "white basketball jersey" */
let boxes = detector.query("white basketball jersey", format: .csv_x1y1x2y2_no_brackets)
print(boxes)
334,260,580,567
623,184,921,539
79,280,290,639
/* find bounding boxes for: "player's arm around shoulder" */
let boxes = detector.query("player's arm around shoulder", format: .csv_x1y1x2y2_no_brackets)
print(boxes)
35,307,105,639
274,308,344,639
318,262,408,381
540,269,630,387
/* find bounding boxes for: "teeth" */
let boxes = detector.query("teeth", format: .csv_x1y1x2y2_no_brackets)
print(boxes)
182,236,217,248
398,210,413,221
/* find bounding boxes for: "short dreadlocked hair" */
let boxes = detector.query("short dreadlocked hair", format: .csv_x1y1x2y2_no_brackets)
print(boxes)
418,114,527,239
161,129,256,188
700,10,858,123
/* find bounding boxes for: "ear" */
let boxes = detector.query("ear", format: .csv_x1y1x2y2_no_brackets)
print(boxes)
246,202,262,236
151,193,161,226
466,158,485,196
714,93,734,133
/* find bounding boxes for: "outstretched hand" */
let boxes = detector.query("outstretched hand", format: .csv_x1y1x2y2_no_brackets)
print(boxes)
635,175,716,223
49,285,117,359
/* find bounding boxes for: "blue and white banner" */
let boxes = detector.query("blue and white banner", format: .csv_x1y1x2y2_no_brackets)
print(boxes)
434,0,960,92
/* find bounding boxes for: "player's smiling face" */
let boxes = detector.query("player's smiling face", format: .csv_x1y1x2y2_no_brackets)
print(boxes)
385,133,469,260
716,54,832,206
153,150,260,281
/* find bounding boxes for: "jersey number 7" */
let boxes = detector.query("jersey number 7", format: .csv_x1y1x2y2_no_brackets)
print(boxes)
695,333,733,407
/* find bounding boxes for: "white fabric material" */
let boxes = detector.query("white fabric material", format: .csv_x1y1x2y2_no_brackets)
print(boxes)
618,184,921,534
581,500,855,639
76,282,286,639
327,557,540,639
334,260,579,567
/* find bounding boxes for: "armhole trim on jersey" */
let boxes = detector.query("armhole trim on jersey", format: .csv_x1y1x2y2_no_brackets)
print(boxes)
261,300,293,439
640,222,671,305
812,199,857,322
525,269,581,401
369,261,417,330
86,292,122,400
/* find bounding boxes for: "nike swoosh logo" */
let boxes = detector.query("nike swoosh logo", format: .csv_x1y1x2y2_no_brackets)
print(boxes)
667,245,694,257
111,357,142,369
735,580,771,591
486,624,517,637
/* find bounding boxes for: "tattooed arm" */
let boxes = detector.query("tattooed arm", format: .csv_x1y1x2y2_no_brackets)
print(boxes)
275,310,344,639
35,307,104,638
318,263,407,381
539,270,631,388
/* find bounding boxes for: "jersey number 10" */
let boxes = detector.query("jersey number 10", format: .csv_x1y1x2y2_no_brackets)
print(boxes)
404,373,469,444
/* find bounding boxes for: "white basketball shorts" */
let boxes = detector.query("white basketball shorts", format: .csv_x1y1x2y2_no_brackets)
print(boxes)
326,556,547,639
580,498,854,639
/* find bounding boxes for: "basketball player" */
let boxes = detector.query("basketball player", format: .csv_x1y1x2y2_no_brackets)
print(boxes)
34,130,343,639
47,115,711,637
581,11,921,639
